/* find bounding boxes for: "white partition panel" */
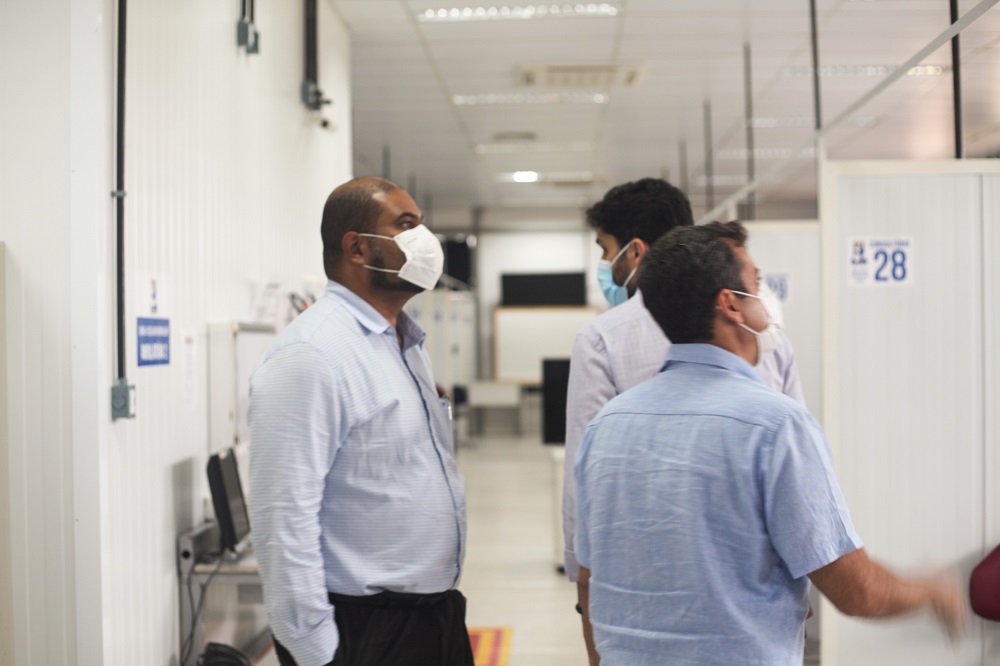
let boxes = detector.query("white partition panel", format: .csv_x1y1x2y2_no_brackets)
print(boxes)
0,244,10,660
494,306,599,384
984,175,1000,663
820,161,1000,665
745,221,821,415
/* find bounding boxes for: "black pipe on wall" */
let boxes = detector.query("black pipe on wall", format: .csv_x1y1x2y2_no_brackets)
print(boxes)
110,0,134,419
115,0,127,382
950,0,964,158
305,0,317,85
743,42,756,220
809,0,822,131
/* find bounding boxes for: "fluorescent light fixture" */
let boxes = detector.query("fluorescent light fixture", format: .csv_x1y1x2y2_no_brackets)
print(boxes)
475,141,594,154
696,174,782,187
417,3,620,22
453,92,608,105
497,170,594,183
782,64,949,78
716,146,817,160
749,115,879,129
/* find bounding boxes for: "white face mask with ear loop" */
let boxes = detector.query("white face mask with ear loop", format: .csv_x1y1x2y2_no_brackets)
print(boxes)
359,225,445,291
729,289,783,366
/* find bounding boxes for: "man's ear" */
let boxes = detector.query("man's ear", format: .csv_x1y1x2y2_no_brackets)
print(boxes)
715,289,745,325
631,238,649,262
341,231,366,265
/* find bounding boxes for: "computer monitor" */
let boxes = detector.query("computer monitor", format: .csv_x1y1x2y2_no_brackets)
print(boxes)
206,448,251,554
542,358,571,444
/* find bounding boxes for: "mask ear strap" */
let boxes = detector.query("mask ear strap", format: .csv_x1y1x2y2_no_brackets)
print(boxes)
623,265,638,288
610,240,632,265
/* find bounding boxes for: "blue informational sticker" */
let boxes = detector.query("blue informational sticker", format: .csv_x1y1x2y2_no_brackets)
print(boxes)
137,317,170,366
847,237,914,287
764,273,790,303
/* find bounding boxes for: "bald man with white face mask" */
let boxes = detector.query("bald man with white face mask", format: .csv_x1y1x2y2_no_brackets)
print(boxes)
249,178,473,666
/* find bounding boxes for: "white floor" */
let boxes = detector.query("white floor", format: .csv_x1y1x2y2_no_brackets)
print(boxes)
458,434,588,665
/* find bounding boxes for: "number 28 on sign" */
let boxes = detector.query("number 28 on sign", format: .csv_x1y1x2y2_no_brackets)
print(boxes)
848,237,913,287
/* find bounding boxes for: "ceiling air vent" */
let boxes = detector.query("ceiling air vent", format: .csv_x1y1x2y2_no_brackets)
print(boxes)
517,63,647,89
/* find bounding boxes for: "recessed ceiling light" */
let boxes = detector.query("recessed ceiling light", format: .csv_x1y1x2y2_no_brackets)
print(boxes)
417,3,619,22
781,64,949,78
497,170,594,183
475,141,593,154
452,92,608,105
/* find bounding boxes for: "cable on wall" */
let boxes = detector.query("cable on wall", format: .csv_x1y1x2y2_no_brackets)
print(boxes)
111,0,135,420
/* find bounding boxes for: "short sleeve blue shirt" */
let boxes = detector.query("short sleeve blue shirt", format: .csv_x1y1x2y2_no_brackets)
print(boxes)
574,344,862,666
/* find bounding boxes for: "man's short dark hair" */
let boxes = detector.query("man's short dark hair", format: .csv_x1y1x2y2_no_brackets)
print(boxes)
638,221,749,343
321,177,400,277
585,178,694,248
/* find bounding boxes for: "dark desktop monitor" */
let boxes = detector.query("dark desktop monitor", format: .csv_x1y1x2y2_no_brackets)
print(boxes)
206,448,251,554
542,358,571,444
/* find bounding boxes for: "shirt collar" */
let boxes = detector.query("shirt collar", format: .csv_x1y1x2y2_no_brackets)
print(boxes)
662,343,764,386
326,280,427,350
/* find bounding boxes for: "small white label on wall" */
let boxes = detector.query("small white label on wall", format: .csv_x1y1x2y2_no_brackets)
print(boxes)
847,237,914,287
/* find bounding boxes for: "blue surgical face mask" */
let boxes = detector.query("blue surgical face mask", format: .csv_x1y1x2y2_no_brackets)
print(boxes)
597,241,636,307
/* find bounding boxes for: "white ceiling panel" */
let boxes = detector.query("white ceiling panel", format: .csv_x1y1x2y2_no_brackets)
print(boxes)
333,0,1000,219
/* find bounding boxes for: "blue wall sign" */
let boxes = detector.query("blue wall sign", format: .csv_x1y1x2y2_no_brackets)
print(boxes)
137,317,170,366
764,273,790,303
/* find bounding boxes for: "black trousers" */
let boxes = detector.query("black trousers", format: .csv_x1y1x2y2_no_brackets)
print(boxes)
273,589,475,666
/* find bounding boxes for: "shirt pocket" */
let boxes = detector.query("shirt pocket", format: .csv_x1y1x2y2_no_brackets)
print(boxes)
338,397,412,482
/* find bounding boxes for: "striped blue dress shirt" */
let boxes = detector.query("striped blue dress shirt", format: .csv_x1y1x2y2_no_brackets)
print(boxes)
248,280,466,666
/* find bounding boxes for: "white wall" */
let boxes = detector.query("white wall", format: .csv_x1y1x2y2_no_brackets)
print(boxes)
820,161,1000,665
1,1,100,662
985,175,1000,661
744,221,822,415
0,0,352,663
476,229,604,379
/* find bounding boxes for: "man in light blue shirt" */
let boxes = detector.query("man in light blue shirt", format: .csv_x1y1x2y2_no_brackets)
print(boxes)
248,178,473,666
563,179,804,660
574,221,965,665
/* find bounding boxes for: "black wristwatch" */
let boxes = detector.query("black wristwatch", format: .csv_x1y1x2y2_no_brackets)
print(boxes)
575,603,584,615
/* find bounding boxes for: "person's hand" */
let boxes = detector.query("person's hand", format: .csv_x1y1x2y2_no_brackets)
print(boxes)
925,571,967,641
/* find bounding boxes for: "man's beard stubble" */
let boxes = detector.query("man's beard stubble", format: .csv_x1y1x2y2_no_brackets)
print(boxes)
367,239,423,293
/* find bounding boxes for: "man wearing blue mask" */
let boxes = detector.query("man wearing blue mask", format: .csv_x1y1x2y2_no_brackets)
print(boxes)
562,178,805,664
249,177,473,666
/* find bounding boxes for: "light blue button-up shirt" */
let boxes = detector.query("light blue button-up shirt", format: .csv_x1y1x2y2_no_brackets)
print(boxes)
562,291,804,580
574,343,861,666
248,281,466,666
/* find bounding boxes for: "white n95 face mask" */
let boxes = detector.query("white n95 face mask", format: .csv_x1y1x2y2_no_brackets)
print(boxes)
360,225,444,291
730,289,783,366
